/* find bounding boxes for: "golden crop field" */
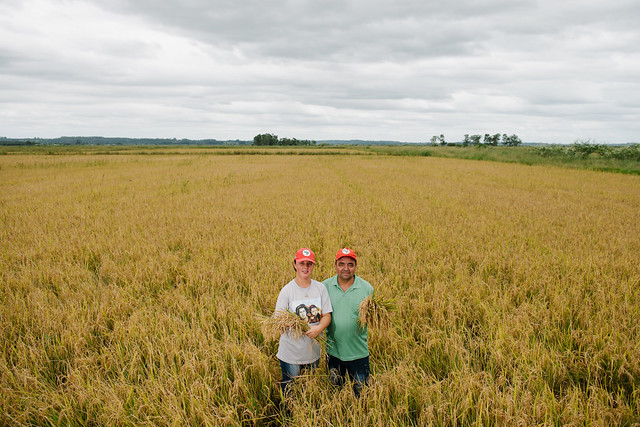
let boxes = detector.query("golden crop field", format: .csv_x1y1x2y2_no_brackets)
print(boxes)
1,152,639,425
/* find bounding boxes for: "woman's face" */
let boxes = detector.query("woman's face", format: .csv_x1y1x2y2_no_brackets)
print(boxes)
295,260,314,279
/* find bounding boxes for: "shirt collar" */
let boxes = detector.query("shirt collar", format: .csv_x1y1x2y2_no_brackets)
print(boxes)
331,275,361,289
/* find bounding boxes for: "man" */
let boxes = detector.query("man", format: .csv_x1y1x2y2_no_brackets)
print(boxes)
323,247,373,397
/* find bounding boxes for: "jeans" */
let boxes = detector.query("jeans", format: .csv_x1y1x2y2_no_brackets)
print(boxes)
327,354,370,397
279,359,319,395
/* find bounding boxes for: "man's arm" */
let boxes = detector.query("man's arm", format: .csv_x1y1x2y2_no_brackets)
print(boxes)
305,313,331,339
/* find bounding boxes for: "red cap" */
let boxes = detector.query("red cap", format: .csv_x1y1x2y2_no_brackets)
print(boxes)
335,247,357,261
294,248,316,264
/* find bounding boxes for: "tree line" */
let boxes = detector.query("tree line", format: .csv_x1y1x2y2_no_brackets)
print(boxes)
530,141,640,161
0,136,252,146
430,133,522,146
252,134,316,146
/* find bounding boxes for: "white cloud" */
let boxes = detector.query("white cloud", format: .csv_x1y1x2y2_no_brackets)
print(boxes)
0,0,639,142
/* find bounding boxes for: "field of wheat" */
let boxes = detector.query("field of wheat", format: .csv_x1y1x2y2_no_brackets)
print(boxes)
1,152,639,425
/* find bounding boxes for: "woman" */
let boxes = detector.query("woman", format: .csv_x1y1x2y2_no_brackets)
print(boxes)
275,248,332,394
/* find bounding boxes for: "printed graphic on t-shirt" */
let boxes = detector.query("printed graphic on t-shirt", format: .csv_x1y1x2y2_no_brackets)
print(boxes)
291,297,323,325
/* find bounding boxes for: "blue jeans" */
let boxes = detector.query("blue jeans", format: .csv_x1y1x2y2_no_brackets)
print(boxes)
327,354,370,397
279,359,319,395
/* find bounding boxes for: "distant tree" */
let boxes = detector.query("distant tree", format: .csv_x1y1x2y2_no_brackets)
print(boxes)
470,134,482,145
491,133,501,146
430,135,439,145
253,133,315,146
462,134,471,146
503,134,522,146
438,134,446,146
253,133,279,146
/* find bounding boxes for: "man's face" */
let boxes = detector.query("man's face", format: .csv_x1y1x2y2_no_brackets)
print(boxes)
335,257,356,281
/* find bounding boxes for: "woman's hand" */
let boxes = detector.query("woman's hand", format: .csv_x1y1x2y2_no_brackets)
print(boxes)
304,313,331,339
305,325,323,339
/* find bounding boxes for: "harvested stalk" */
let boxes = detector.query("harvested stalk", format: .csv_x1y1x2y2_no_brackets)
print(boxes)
259,310,327,347
358,293,396,330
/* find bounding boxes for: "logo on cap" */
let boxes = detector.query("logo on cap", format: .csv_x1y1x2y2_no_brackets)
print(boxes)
342,248,350,254
303,249,311,256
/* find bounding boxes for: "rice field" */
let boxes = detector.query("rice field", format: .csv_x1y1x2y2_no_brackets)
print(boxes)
1,152,639,425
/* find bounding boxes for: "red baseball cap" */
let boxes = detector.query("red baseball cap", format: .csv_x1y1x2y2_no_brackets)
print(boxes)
294,248,316,264
335,247,357,261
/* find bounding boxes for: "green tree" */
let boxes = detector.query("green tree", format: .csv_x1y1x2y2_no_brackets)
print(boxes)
502,134,522,146
253,133,279,146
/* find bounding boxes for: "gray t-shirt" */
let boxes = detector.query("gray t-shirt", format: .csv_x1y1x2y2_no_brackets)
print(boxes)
275,279,333,364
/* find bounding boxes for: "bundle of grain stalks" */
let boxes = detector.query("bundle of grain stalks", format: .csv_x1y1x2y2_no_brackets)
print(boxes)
358,293,396,330
260,310,327,346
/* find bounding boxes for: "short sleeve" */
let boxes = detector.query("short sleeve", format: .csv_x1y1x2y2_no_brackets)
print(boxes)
321,284,333,314
275,285,289,313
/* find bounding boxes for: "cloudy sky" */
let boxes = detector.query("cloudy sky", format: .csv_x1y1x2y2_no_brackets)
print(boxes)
1,0,639,143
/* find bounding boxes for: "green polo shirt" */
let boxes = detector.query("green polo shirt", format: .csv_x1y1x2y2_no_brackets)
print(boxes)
323,275,374,361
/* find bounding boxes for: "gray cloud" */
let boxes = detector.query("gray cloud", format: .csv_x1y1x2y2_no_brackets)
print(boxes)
0,0,638,142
